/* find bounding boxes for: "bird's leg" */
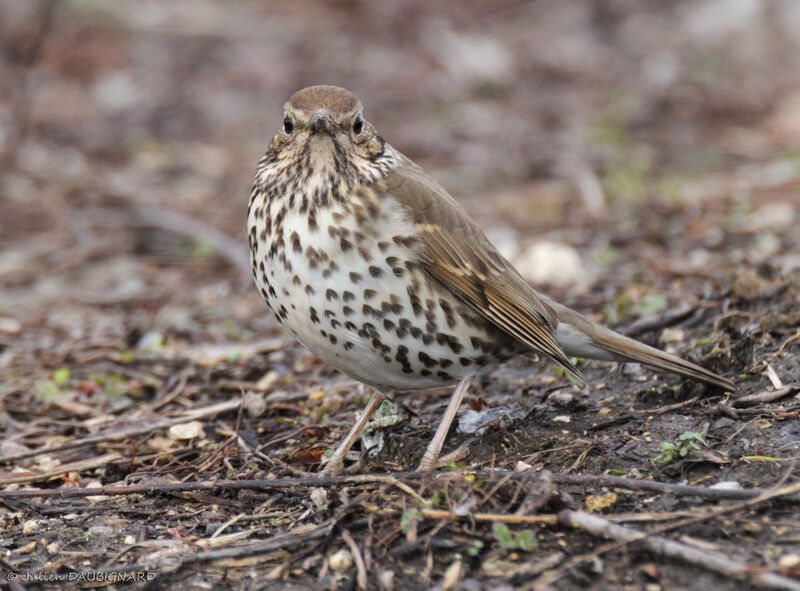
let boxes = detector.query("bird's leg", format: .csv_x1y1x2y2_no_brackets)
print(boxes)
417,376,474,471
320,389,384,476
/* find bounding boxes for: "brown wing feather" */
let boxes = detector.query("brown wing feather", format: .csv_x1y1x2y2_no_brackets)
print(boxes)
379,162,586,383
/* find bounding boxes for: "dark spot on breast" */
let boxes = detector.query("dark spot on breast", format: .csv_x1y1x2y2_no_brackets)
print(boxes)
459,357,473,366
309,307,320,324
291,231,301,253
362,304,383,319
343,291,355,302
349,272,362,284
377,241,390,252
343,306,354,316
326,289,338,301
363,289,377,300
344,341,355,350
418,352,437,368
368,265,383,278
305,284,315,295
383,318,396,331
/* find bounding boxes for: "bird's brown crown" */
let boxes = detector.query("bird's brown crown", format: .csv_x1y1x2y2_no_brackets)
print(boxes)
287,85,362,118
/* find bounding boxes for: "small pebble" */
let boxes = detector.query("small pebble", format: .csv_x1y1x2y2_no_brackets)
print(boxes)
710,481,741,490
22,519,39,534
310,487,328,508
329,548,352,571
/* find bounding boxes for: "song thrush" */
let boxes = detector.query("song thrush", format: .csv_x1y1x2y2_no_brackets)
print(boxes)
248,85,734,475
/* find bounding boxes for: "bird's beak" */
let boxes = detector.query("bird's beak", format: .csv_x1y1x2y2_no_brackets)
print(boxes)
310,109,333,134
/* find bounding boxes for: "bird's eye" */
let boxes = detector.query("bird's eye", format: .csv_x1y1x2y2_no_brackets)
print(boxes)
353,116,363,135
283,117,293,134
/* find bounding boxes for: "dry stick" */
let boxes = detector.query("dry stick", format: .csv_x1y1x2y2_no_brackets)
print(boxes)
0,453,122,486
531,479,800,591
733,385,799,408
419,509,556,525
0,471,774,502
341,529,368,591
90,523,335,577
0,399,241,464
535,509,800,591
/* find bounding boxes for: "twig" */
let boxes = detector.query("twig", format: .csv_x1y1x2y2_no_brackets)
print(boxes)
623,302,696,337
534,509,800,591
532,479,800,590
646,396,699,415
764,363,784,390
0,453,121,486
0,399,241,464
0,470,775,501
549,472,767,501
341,529,368,590
733,385,799,408
422,509,556,525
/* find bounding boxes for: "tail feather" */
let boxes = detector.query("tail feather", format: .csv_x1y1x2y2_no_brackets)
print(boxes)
549,300,734,392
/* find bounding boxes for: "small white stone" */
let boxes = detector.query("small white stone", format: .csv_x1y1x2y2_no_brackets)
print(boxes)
710,481,742,490
329,548,353,571
553,415,571,424
379,569,395,591
549,391,575,405
168,421,205,440
515,460,534,472
243,391,266,417
46,542,59,555
660,328,685,344
310,487,328,508
779,554,800,568
123,535,136,545
22,519,39,534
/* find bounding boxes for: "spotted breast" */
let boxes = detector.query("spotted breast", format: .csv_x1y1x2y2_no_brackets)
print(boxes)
248,144,521,393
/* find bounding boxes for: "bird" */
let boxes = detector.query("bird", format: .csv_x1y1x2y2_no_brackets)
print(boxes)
247,85,734,476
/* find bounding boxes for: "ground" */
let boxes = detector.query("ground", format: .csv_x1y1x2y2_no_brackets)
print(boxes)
1,1,800,590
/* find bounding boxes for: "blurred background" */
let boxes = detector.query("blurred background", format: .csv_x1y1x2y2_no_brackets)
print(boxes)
1,0,799,384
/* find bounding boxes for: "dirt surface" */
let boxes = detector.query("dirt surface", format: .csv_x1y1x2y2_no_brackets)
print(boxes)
1,1,800,590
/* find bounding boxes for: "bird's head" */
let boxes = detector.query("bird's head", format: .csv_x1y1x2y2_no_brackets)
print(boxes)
268,85,388,182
